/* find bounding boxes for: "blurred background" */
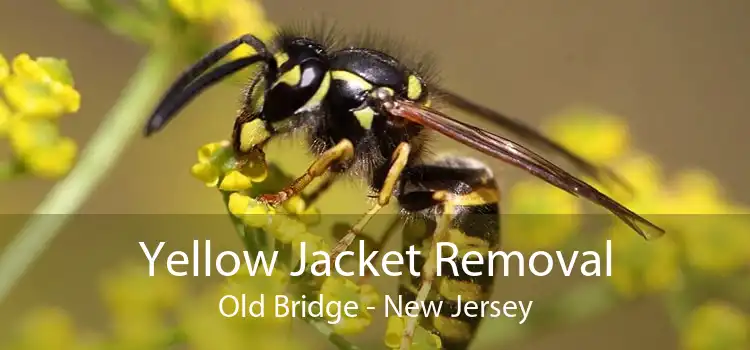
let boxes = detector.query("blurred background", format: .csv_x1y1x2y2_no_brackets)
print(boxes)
0,0,748,349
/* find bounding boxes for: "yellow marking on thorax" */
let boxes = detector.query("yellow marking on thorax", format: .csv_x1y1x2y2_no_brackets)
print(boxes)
330,71,409,130
407,75,423,100
331,70,373,90
239,119,271,152
274,65,301,88
353,107,376,129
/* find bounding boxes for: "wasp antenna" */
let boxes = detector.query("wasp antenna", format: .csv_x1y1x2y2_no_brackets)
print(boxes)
144,35,276,136
145,56,270,136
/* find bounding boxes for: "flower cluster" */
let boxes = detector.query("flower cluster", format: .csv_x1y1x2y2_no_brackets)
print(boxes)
0,53,80,179
503,179,582,251
319,277,380,335
188,136,395,342
682,300,748,350
168,0,278,58
3,263,309,350
385,316,443,350
538,108,749,348
58,0,278,70
190,140,269,191
532,108,750,295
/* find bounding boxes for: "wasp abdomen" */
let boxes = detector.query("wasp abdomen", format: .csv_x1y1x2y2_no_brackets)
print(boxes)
398,156,501,350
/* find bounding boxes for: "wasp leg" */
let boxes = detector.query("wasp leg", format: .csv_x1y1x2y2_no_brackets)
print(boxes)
400,198,455,350
301,171,340,207
397,156,501,350
316,142,411,274
258,139,354,205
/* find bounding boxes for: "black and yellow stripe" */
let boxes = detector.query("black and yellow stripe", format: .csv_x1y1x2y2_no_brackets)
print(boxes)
398,158,501,350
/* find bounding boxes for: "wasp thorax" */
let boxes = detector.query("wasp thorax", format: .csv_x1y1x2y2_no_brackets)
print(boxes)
262,38,332,123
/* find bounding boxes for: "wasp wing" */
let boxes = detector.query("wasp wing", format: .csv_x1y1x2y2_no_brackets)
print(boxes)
434,87,633,194
384,98,665,240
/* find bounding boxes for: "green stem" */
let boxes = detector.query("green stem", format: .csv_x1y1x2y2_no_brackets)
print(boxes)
0,49,174,305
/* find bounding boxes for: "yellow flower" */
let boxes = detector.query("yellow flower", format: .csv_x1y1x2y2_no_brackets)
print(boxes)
678,214,750,275
652,170,750,274
665,170,730,214
12,54,74,84
600,152,666,209
606,227,681,298
179,290,251,350
223,268,292,327
219,0,277,60
297,206,322,226
4,54,80,118
7,118,78,178
23,137,77,178
282,195,322,226
181,269,301,350
190,141,268,190
197,141,227,162
101,264,185,318
225,267,290,293
291,231,330,261
16,307,77,350
191,141,229,187
504,180,581,251
282,195,307,214
268,215,309,243
384,316,442,350
544,108,631,163
168,0,227,23
319,277,380,334
191,162,221,186
7,117,54,155
0,98,12,135
109,311,166,348
100,264,184,348
227,192,275,227
167,0,277,61
683,301,748,350
0,53,8,84
617,153,664,196
219,169,254,191
0,53,80,180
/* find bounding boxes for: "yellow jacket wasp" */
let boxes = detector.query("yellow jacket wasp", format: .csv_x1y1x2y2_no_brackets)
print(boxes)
144,25,665,350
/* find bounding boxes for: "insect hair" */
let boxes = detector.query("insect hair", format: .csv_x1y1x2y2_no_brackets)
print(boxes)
273,18,442,90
